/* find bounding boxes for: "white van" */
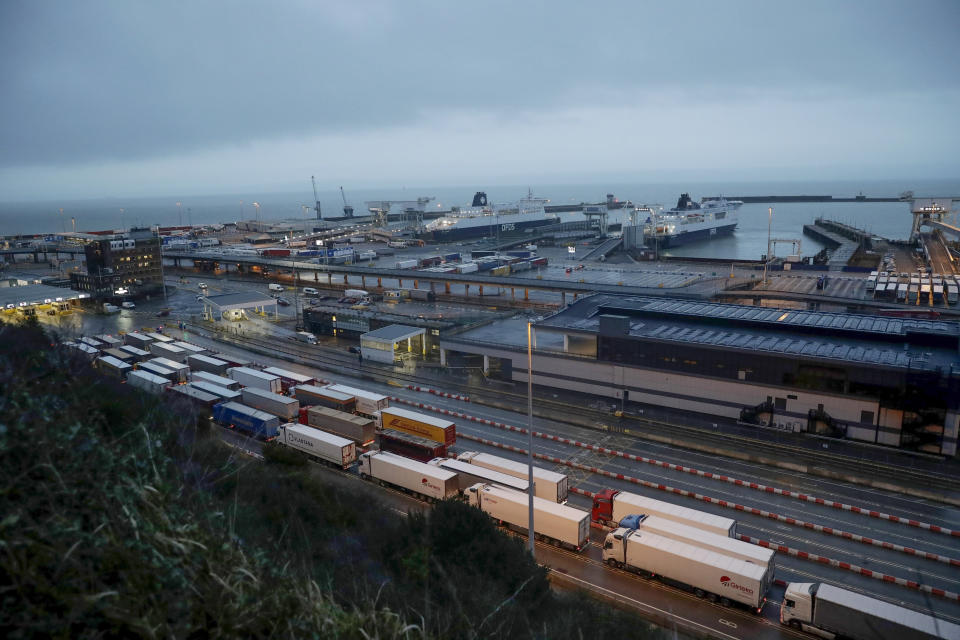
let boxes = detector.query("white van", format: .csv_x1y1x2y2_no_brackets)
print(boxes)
268,283,284,292
294,331,317,345
303,287,319,296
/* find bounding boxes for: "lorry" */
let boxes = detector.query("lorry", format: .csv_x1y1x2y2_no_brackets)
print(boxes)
431,458,528,493
212,401,281,439
189,381,241,402
187,354,231,376
294,385,356,413
376,406,456,446
168,385,220,416
261,366,315,394
172,341,207,356
278,422,356,469
149,357,190,383
144,332,174,344
96,334,123,348
325,384,389,417
378,428,447,463
149,341,189,363
137,361,179,384
228,366,283,394
591,489,736,537
603,527,768,612
241,387,300,422
395,259,418,270
126,370,172,395
191,370,241,390
620,514,774,574
359,451,459,502
305,405,376,445
118,345,151,363
294,331,317,345
96,355,132,379
458,451,568,503
780,582,960,639
123,332,155,350
467,483,590,552
102,347,136,363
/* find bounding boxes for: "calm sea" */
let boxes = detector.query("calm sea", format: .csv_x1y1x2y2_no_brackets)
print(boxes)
2,178,957,261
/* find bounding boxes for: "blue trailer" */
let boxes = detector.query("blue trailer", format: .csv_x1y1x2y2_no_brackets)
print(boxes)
443,252,461,263
212,401,280,439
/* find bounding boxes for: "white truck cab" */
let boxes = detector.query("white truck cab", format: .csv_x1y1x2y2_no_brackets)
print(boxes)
779,583,814,631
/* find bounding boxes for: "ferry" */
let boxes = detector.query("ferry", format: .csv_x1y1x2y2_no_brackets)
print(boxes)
643,194,742,248
420,191,559,242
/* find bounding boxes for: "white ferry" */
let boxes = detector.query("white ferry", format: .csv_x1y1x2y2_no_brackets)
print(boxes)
643,194,742,248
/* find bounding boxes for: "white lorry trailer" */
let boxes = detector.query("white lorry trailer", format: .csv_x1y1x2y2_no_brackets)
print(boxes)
622,514,774,575
325,383,389,417
466,483,590,552
191,371,240,390
187,354,230,376
189,381,241,402
241,387,300,422
149,341,189,363
603,527,769,612
358,451,459,502
781,582,960,640
458,451,568,503
126,370,172,395
228,366,283,394
278,423,356,469
306,406,376,445
590,488,736,537
430,458,528,493
149,357,190,384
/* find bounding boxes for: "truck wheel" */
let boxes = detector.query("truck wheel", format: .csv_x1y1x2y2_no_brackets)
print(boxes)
360,473,368,480
789,620,801,630
694,589,705,599
720,597,731,608
606,558,618,568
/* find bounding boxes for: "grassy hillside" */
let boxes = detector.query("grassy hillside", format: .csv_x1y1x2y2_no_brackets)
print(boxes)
0,320,669,639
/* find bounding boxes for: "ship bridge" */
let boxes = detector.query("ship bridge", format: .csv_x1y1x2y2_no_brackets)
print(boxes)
910,198,959,241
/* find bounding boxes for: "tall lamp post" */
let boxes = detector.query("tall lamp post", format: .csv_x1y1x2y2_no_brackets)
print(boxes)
526,321,536,558
156,224,167,302
763,206,773,285
253,202,261,226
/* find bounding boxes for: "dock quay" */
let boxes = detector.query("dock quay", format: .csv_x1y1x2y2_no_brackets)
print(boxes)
802,219,865,271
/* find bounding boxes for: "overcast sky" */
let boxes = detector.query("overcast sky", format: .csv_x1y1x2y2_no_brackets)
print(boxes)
1,0,958,200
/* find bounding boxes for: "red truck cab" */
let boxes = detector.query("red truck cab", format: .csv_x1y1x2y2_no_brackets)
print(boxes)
591,488,619,525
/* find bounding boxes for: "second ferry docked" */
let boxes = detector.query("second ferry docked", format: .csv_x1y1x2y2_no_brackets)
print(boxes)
420,191,559,242
642,193,742,248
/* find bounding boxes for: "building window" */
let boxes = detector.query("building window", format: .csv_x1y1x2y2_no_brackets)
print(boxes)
774,397,787,410
860,410,874,424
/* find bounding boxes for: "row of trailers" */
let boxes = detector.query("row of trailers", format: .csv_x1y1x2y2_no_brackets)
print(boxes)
81,335,960,637
867,271,960,306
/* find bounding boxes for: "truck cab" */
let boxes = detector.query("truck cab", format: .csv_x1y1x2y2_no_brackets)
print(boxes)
780,583,814,630
601,527,630,568
591,488,619,525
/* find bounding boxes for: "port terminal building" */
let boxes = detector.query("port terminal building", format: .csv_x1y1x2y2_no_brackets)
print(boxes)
439,295,960,456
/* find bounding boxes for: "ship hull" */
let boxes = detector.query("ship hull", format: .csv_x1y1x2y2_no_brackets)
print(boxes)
646,222,738,248
421,216,558,242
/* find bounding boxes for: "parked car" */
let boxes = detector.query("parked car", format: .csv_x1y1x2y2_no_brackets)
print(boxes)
276,297,291,306
121,301,135,309
198,282,208,290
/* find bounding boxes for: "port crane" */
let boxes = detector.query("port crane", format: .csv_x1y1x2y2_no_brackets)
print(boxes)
311,176,322,220
340,186,354,218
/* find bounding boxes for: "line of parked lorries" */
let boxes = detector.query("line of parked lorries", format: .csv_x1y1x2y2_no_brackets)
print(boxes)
68,330,960,639
867,270,960,306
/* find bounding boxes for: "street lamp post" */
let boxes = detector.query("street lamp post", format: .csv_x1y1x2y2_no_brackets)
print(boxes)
156,224,167,302
526,321,535,559
253,202,261,226
763,207,773,285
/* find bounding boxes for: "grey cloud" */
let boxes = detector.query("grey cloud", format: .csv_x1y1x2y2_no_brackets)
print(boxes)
1,0,958,168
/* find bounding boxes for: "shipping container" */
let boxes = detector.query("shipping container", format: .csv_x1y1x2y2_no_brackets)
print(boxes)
191,370,241,390
261,366,316,393
306,405,376,445
358,451,459,501
376,406,455,446
189,381,242,402
294,385,356,412
603,528,768,611
118,345,151,363
325,384,389,417
591,489,736,537
212,401,280,439
126,370,172,395
187,354,231,376
278,423,356,469
458,451,568,503
241,387,300,422
228,367,282,394
261,248,291,257
123,332,154,349
96,355,132,379
149,342,189,363
378,428,447,463
781,581,960,639
442,252,461,263
408,288,435,302
431,458,527,493
467,483,590,551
